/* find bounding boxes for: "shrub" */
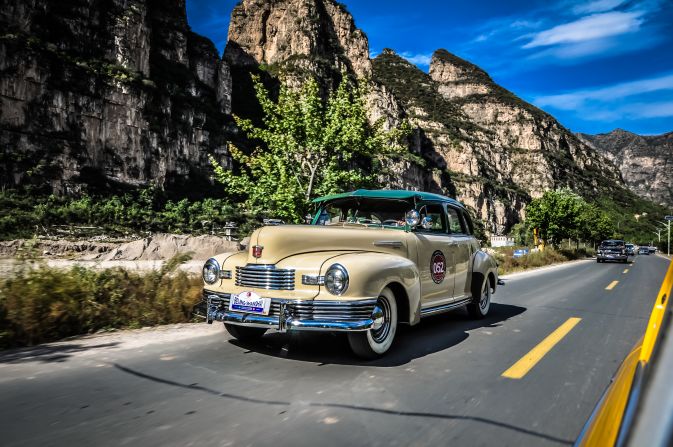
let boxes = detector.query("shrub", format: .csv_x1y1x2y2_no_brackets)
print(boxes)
0,255,203,349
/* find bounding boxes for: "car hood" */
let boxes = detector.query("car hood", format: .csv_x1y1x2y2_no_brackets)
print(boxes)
246,225,411,265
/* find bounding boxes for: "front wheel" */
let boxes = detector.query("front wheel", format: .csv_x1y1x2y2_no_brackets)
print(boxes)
224,323,267,341
348,287,398,359
467,275,491,319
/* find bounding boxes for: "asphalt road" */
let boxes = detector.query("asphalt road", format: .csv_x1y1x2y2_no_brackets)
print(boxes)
1,255,670,447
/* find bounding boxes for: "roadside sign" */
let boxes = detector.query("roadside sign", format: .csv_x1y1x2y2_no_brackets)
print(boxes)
665,215,673,221
513,249,529,258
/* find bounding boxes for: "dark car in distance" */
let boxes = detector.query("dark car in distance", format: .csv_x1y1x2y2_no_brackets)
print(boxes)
638,246,650,255
625,243,635,256
597,239,628,263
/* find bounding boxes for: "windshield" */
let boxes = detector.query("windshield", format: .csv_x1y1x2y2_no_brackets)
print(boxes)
313,197,411,227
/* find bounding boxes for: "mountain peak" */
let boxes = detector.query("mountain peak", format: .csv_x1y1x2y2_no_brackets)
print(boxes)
225,0,371,79
608,128,636,136
430,49,494,86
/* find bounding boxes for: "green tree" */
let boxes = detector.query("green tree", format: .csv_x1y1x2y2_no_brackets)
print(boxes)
210,75,411,222
526,189,586,247
577,204,615,244
510,221,532,246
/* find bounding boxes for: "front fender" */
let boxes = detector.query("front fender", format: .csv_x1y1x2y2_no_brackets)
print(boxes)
316,252,422,325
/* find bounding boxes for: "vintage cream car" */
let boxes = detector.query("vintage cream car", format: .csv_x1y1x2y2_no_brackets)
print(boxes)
196,190,499,358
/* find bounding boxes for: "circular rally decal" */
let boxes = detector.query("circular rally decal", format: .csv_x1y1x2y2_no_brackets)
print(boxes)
431,250,446,284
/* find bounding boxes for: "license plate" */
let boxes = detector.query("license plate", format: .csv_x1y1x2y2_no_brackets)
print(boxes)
229,291,271,315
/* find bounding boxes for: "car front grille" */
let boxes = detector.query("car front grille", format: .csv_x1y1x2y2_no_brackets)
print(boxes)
235,264,295,290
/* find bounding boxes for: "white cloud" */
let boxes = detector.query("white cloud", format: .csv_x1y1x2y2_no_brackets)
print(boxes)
400,52,433,67
583,101,673,121
572,0,628,14
535,73,673,110
523,11,644,49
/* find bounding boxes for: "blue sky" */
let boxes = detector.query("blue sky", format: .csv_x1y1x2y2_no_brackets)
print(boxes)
186,0,673,135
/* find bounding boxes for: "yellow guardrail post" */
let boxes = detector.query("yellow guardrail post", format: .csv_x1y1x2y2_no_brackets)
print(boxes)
576,258,673,447
639,258,673,363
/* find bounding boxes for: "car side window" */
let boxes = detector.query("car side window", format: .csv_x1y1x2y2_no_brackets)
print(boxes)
417,203,447,233
460,210,474,235
447,206,466,234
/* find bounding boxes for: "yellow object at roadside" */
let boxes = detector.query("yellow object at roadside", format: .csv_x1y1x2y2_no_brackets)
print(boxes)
576,258,673,447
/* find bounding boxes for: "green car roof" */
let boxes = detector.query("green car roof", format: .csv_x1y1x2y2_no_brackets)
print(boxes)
312,189,464,207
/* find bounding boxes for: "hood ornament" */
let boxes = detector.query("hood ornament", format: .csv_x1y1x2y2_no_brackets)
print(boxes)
252,245,264,258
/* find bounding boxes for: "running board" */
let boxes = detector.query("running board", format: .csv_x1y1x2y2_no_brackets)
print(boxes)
420,298,472,317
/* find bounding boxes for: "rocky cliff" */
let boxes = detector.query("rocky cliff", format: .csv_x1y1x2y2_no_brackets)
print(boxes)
0,0,232,195
1,0,639,234
577,130,673,207
226,0,371,80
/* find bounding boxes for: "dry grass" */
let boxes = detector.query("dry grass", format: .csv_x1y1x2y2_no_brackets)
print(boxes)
0,254,203,349
495,247,595,276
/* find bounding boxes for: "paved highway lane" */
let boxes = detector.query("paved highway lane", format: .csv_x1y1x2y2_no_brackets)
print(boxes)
0,255,670,446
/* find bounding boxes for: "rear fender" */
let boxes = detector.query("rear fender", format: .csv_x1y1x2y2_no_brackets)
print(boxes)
471,250,499,294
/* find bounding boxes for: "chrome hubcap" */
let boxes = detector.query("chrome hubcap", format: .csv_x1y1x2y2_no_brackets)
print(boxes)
371,305,385,331
479,286,489,310
371,297,391,343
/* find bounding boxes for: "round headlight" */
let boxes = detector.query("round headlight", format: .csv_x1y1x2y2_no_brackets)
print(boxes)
325,264,349,295
202,258,220,285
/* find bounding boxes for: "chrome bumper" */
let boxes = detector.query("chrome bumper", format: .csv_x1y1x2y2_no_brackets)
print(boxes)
598,254,627,260
194,290,378,332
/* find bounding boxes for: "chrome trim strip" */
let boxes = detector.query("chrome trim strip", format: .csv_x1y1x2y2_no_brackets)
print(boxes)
284,317,374,332
420,298,472,317
373,240,403,248
301,274,325,285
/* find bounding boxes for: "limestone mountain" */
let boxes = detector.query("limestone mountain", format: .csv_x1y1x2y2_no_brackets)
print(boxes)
373,49,624,233
224,0,625,233
0,0,232,195
225,0,371,80
578,129,673,207
0,0,648,235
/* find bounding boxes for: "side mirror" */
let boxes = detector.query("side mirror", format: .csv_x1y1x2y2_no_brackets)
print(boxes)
405,210,421,228
421,216,433,230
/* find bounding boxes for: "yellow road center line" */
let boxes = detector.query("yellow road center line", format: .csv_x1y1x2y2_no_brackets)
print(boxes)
502,317,582,379
623,269,629,274
606,280,619,290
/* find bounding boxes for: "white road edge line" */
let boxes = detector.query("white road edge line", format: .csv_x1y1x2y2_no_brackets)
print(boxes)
499,258,594,281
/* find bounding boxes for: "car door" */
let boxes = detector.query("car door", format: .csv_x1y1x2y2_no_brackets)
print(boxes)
445,206,472,300
414,201,453,307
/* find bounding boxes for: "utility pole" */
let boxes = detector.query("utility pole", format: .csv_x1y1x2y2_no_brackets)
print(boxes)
665,215,673,256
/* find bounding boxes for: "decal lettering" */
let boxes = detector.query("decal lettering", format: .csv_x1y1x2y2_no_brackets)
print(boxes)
431,250,446,284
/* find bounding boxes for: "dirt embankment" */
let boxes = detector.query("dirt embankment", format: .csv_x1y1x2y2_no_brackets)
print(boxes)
0,234,242,265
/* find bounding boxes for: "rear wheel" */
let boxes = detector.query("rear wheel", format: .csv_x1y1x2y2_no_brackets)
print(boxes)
467,275,491,319
224,323,267,341
348,287,398,359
